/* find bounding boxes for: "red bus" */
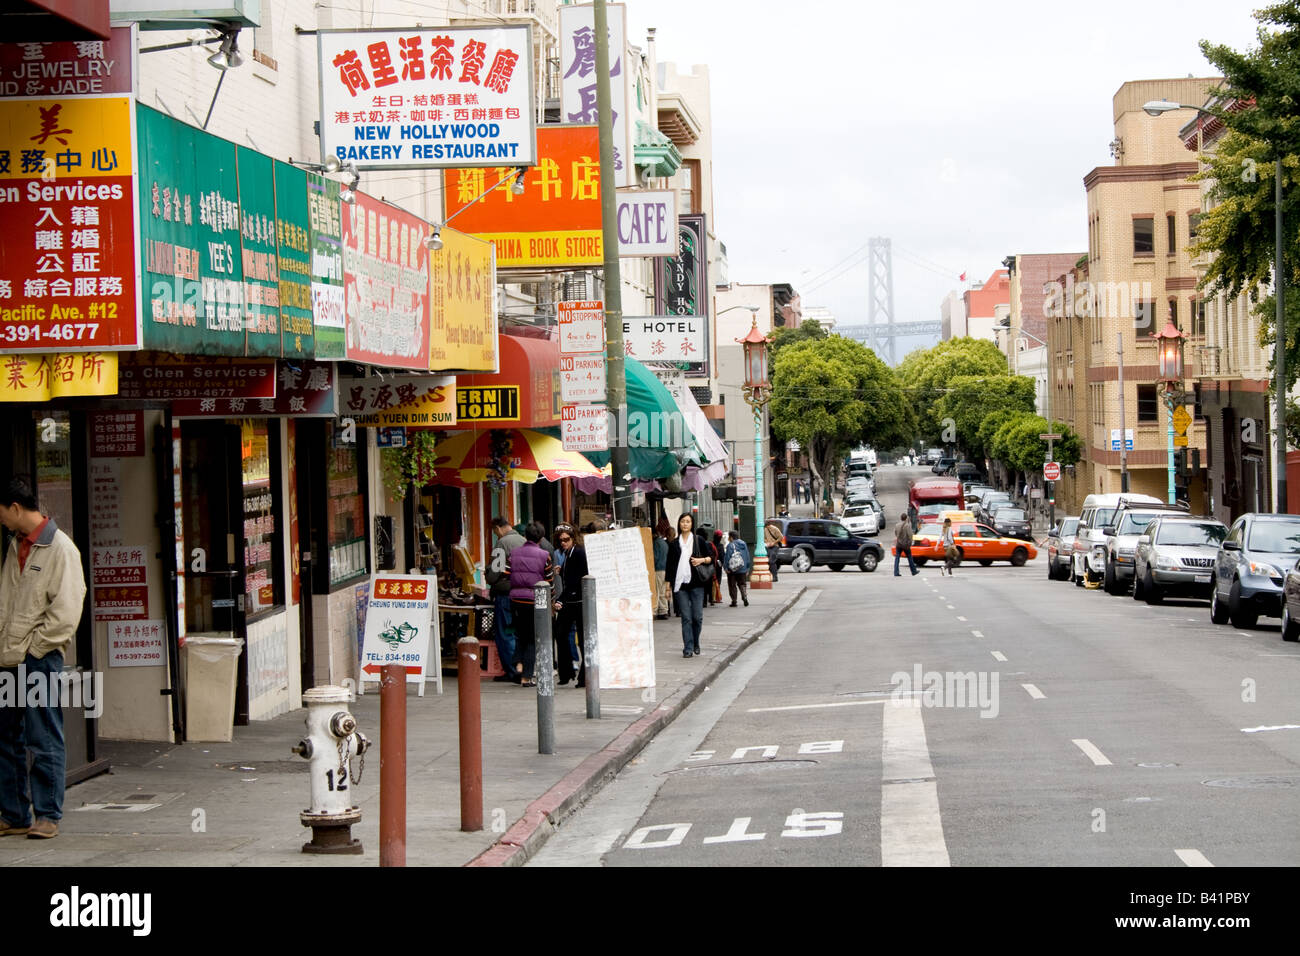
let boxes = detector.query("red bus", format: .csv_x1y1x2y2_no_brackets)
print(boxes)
908,477,964,526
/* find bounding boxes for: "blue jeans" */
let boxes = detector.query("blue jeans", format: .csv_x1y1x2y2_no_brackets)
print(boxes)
492,594,515,672
894,546,917,575
674,587,705,651
0,651,66,824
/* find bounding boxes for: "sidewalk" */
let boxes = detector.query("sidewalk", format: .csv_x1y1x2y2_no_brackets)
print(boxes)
0,584,804,868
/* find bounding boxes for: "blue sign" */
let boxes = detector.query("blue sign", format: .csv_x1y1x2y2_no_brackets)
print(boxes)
377,427,407,448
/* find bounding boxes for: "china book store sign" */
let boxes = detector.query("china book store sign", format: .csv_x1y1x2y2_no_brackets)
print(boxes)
318,26,536,170
0,28,143,352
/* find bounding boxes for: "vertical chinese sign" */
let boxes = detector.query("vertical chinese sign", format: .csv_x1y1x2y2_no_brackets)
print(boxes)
0,27,141,353
342,189,430,369
428,223,497,372
236,146,280,357
559,3,632,187
307,172,343,358
273,160,314,359
654,213,709,375
316,25,536,170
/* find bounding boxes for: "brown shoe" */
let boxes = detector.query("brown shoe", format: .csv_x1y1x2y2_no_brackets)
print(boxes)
26,819,58,839
0,818,30,837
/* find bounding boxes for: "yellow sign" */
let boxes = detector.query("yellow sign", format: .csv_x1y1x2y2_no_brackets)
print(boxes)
429,225,498,373
0,96,135,178
457,385,519,423
1173,404,1191,447
352,387,457,428
0,351,118,401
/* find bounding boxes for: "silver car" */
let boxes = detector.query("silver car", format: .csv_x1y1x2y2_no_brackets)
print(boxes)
1132,516,1228,604
1045,516,1079,580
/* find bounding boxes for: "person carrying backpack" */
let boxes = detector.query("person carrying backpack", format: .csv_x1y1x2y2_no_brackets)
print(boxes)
724,531,751,607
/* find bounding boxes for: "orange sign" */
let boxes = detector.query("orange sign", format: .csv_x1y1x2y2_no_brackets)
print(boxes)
441,125,602,268
375,578,429,600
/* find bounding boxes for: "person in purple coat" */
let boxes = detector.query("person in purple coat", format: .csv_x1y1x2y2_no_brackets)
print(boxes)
506,524,553,687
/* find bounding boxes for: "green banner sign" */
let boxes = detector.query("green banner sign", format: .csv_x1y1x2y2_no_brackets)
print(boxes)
237,146,280,357
273,160,313,359
309,173,344,360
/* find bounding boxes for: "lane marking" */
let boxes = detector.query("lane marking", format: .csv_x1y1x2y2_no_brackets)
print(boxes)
747,700,889,713
1175,849,1214,867
946,605,956,610
1072,738,1112,766
1240,724,1300,733
971,630,984,638
702,817,766,845
991,651,1007,662
956,615,967,621
881,699,950,867
1022,683,1046,700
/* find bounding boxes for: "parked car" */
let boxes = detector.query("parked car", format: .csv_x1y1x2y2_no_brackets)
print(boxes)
1100,500,1187,595
841,503,879,537
977,489,1011,517
932,457,957,475
767,516,884,573
954,461,981,481
1132,516,1228,604
1210,513,1300,628
1070,492,1163,586
1279,558,1300,641
991,506,1033,541
1045,517,1080,580
901,520,1037,567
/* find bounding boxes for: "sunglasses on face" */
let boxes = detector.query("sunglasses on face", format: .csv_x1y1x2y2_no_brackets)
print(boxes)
558,535,572,543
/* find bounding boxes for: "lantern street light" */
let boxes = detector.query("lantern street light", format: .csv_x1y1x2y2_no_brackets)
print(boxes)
739,316,775,589
1154,319,1187,504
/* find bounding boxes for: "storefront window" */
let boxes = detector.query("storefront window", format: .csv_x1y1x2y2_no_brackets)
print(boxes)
32,410,74,532
326,426,367,587
241,419,284,619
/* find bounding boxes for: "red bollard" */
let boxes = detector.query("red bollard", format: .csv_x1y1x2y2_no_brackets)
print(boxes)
457,637,483,831
379,664,406,867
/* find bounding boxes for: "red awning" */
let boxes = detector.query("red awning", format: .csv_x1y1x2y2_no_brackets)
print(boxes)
454,333,561,429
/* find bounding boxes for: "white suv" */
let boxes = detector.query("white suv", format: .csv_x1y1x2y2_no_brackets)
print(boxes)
1071,492,1163,587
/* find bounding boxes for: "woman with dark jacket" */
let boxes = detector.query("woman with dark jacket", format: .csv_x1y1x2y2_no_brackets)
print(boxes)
550,523,588,687
664,513,713,657
507,524,553,687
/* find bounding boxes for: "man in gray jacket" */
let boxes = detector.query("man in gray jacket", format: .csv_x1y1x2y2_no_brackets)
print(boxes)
0,478,86,839
486,516,524,682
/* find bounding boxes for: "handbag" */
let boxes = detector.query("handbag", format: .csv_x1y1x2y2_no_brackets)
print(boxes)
697,561,715,584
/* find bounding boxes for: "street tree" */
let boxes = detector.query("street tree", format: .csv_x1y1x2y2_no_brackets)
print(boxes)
989,413,1082,492
771,336,913,505
933,374,1037,460
896,337,1011,442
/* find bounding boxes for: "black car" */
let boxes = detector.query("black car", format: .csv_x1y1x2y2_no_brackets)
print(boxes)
768,516,883,573
932,457,957,475
991,506,1032,541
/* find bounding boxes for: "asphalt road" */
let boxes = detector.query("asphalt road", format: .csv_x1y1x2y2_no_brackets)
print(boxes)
530,466,1300,867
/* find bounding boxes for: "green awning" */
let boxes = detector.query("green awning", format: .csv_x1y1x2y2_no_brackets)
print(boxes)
584,357,701,478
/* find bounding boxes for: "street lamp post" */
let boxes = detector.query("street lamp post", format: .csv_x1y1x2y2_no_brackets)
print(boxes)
1144,99,1286,513
739,317,774,589
1154,320,1187,505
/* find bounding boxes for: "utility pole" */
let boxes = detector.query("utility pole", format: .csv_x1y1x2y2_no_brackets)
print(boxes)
594,0,631,523
1277,159,1288,513
1117,332,1129,493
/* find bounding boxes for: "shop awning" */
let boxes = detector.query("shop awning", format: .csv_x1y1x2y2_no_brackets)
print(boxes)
454,333,561,429
583,357,701,479
675,385,730,491
429,427,603,487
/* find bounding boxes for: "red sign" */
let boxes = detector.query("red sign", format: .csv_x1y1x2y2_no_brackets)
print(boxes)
172,360,337,418
1044,462,1061,481
375,578,429,600
0,30,134,98
116,353,277,400
90,409,143,457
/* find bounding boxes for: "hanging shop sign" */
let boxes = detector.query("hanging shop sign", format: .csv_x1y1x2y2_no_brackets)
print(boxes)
456,384,518,423
559,3,632,187
559,352,605,404
441,125,601,269
653,213,708,375
621,315,705,364
558,299,603,354
615,188,678,257
342,189,430,369
0,27,142,353
273,160,314,359
561,402,608,452
0,351,117,400
116,352,276,401
235,145,281,357
342,373,456,427
173,360,337,418
317,25,537,170
308,172,344,359
428,222,497,372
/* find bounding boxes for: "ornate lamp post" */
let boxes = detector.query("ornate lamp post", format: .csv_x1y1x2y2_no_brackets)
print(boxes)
739,317,774,589
1154,319,1187,505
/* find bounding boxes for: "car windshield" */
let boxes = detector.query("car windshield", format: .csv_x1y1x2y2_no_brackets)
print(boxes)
1117,512,1160,534
844,507,867,517
998,509,1026,521
1247,520,1300,553
1156,522,1227,546
1093,507,1117,527
1060,519,1078,536
918,524,941,536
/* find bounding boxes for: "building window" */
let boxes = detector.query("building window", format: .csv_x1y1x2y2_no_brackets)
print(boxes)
326,425,368,588
1167,214,1176,255
1192,297,1206,336
1193,382,1202,418
240,419,284,621
1137,384,1158,423
1134,217,1154,256
673,158,701,215
1189,212,1202,241
1135,300,1155,335
1168,297,1178,329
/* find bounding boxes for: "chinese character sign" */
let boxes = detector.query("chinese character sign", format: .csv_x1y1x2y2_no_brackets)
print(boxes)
428,223,497,372
0,28,141,352
308,172,344,359
559,4,632,188
621,315,705,364
341,373,456,427
273,160,314,359
318,26,536,170
342,189,431,369
440,125,602,268
236,146,281,357
0,351,117,401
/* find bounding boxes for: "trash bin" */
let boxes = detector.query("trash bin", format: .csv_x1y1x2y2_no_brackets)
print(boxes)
182,634,244,742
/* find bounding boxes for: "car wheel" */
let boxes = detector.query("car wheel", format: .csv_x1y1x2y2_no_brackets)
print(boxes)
828,563,845,572
979,558,993,567
858,551,879,573
1283,604,1300,642
791,549,813,573
1210,580,1229,625
1073,557,1083,587
915,558,928,567
1132,567,1145,600
1010,547,1027,568
1229,578,1258,629
1103,560,1118,595
1143,569,1162,605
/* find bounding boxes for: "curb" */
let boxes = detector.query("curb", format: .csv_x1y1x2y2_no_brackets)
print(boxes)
465,586,808,867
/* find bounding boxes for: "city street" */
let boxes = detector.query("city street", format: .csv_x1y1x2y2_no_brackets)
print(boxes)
531,466,1300,867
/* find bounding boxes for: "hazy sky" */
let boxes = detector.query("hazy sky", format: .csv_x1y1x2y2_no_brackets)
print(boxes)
624,0,1262,360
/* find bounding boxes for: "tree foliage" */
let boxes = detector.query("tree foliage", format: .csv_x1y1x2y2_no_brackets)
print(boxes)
771,336,913,501
896,337,1011,442
933,374,1037,459
769,318,828,356
989,414,1082,474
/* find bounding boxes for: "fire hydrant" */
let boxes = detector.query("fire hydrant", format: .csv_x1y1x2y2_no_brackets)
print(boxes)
292,685,369,855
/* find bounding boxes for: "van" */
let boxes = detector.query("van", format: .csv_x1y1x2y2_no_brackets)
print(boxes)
1071,492,1163,586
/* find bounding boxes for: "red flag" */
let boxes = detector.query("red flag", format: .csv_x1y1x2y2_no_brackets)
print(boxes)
959,271,967,282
